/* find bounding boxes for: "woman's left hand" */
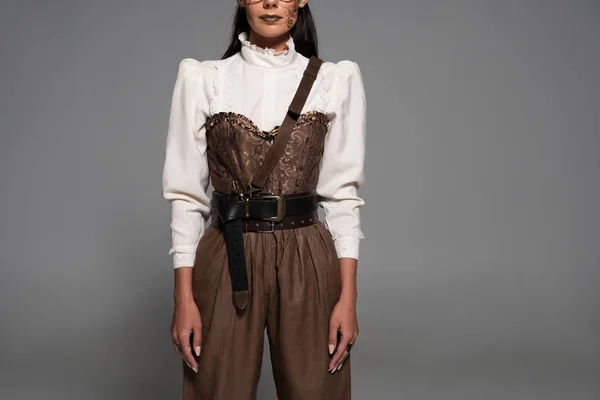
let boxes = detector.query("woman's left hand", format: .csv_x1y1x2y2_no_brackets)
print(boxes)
327,296,359,373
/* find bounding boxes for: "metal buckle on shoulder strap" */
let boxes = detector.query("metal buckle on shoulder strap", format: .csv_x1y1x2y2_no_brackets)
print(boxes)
238,191,251,218
247,180,261,195
238,180,261,218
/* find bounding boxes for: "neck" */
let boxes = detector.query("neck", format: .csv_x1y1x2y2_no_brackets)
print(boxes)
247,31,291,53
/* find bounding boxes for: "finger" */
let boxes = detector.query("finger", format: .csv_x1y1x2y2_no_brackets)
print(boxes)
329,329,351,372
178,332,198,373
335,338,356,372
332,347,350,373
181,345,197,372
338,335,356,371
172,337,187,360
327,323,339,356
172,329,195,370
336,331,357,371
336,350,350,371
172,329,181,355
170,310,178,340
173,340,193,370
192,325,202,357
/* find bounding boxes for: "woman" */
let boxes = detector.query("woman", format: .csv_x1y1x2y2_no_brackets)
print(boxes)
162,0,366,398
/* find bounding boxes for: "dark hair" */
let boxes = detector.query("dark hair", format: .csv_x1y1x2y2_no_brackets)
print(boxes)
221,4,318,59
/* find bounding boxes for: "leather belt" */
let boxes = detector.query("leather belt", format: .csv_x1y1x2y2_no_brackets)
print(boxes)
210,191,319,312
208,56,324,313
211,209,319,232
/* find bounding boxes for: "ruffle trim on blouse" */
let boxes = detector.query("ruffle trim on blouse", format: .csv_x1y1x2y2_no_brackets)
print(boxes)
209,39,334,120
238,31,295,56
206,110,329,139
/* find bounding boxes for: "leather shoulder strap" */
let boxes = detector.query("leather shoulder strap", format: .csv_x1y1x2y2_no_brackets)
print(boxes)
248,56,324,193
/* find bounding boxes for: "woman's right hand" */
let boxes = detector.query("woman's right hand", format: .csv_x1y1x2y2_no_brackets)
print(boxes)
171,297,202,373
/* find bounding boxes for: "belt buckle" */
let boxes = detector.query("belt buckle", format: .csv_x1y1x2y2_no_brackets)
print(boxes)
256,220,275,233
257,192,286,222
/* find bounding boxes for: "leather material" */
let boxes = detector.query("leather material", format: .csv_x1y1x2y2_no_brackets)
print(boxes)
211,191,318,222
210,57,323,312
212,191,318,312
212,208,319,232
231,290,249,312
214,192,320,312
221,217,250,312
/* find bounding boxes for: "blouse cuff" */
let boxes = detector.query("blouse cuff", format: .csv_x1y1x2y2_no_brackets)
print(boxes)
330,228,365,260
169,244,198,269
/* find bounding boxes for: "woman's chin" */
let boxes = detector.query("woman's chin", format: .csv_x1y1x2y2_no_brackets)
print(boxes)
250,25,290,40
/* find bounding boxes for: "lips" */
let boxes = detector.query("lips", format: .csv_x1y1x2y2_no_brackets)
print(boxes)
259,14,283,22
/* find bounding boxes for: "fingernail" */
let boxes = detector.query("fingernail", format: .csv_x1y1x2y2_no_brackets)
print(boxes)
186,363,198,373
195,346,201,356
328,344,335,354
337,363,342,371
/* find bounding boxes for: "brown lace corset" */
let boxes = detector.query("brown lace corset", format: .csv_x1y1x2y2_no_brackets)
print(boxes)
205,111,330,195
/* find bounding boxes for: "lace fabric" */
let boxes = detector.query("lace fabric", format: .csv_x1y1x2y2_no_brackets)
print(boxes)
238,31,295,56
210,59,235,115
329,229,365,259
330,228,366,241
294,58,329,114
333,237,362,259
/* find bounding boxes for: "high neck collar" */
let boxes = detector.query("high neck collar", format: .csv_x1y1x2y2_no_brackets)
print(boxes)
238,32,297,68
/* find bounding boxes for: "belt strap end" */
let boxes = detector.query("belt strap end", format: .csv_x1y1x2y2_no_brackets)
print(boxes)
233,290,249,312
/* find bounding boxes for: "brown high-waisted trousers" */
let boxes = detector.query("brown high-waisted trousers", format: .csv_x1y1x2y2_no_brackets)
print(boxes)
182,107,351,398
183,222,351,399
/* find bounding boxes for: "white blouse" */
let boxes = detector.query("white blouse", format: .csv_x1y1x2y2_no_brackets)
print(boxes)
162,32,366,269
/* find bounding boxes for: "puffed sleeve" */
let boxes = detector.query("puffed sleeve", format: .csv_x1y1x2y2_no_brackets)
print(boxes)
316,60,367,260
162,58,212,269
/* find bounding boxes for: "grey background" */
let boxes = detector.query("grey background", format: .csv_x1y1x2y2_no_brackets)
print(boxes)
1,0,599,399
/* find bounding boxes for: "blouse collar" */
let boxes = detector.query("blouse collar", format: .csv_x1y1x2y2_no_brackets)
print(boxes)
238,31,297,68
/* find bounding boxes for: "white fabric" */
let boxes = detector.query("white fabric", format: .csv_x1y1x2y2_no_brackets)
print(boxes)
162,32,366,269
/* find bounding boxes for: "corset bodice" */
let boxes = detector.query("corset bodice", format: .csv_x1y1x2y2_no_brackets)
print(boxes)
205,111,330,195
